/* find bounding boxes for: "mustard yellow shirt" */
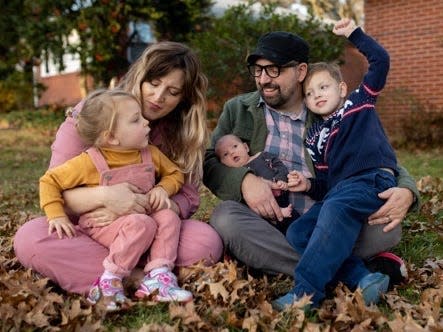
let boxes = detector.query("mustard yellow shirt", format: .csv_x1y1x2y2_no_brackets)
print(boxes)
40,146,184,220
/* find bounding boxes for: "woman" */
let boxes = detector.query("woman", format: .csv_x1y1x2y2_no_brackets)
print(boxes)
14,41,223,295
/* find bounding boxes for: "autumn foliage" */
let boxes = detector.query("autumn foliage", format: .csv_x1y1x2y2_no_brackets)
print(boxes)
1,177,442,330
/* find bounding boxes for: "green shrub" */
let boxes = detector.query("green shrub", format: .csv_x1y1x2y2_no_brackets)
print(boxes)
380,88,443,150
0,71,39,113
189,3,345,120
396,109,443,150
0,107,66,130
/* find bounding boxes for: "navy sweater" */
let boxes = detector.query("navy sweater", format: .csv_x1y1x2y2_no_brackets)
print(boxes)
306,27,398,200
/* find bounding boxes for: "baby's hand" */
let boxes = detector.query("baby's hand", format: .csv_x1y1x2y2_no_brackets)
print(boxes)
48,216,76,239
273,180,289,191
287,170,310,192
148,186,171,212
333,18,358,38
280,204,293,218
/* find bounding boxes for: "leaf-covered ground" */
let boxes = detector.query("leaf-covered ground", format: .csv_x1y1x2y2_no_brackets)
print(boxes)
0,121,442,330
1,178,442,331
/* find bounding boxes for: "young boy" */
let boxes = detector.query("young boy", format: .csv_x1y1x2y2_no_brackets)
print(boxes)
273,18,399,310
215,134,298,232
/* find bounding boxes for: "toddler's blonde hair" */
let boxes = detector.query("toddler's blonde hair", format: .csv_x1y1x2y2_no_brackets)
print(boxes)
76,89,139,147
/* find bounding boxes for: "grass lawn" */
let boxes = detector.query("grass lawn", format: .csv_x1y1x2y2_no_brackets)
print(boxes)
0,110,442,330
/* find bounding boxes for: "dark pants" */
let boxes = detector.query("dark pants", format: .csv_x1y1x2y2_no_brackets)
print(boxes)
286,169,396,306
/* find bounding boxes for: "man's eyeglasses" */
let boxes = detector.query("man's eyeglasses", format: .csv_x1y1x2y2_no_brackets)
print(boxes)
247,62,299,78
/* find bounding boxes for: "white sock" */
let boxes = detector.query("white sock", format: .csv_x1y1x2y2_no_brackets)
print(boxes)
149,266,170,277
100,270,121,281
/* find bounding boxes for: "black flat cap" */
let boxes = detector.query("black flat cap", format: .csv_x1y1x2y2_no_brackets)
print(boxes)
247,31,309,65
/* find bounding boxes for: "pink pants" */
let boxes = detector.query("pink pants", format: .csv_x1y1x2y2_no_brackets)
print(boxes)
79,209,181,278
14,216,223,295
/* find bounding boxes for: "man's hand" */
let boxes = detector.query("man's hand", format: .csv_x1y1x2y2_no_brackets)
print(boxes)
48,217,76,239
242,173,284,222
368,187,414,232
333,18,358,38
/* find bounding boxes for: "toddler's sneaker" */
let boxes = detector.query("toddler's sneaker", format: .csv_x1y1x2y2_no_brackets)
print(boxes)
366,252,408,289
357,272,389,306
135,267,192,302
87,277,129,311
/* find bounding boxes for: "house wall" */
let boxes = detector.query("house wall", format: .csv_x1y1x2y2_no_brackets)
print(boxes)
364,0,443,134
340,44,368,93
37,72,92,107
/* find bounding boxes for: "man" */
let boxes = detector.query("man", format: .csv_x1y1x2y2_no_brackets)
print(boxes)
203,31,418,282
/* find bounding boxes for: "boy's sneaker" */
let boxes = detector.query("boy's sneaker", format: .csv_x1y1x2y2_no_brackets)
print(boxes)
272,292,311,312
272,292,300,311
357,272,389,305
87,277,129,311
135,267,193,302
366,252,408,289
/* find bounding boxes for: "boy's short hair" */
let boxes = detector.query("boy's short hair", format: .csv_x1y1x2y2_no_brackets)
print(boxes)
303,62,343,94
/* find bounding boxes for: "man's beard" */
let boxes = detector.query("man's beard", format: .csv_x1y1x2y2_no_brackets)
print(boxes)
258,83,288,109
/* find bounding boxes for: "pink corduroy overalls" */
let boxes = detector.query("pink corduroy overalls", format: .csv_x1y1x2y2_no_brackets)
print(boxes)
78,147,181,278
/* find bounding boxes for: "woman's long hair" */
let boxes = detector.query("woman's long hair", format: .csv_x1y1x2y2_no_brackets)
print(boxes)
118,41,208,184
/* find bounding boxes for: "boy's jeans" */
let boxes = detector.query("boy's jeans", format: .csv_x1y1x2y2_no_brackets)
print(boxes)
286,169,396,306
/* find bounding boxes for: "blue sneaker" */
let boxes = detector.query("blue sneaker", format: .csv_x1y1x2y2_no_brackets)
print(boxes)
272,291,313,312
272,292,299,311
357,272,389,305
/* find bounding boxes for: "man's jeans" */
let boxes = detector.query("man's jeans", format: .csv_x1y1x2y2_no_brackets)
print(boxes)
286,169,396,306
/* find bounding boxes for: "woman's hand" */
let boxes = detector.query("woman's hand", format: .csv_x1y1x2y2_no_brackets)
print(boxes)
102,183,149,215
78,183,150,226
82,208,119,227
168,199,180,215
368,187,414,232
63,182,150,217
